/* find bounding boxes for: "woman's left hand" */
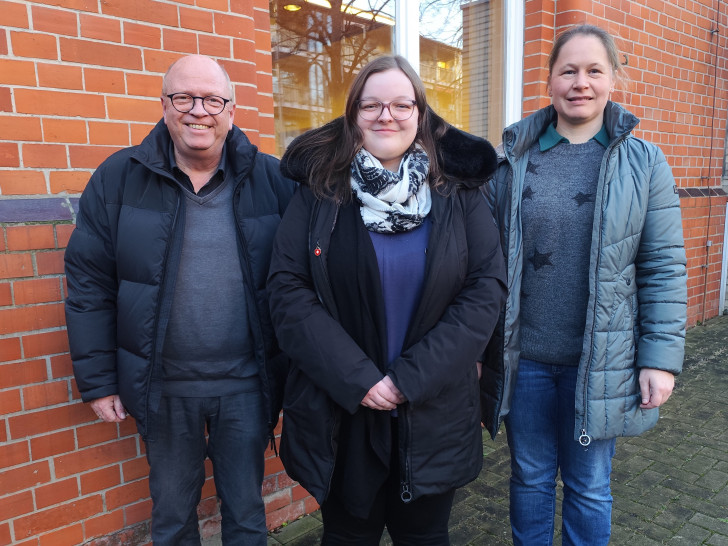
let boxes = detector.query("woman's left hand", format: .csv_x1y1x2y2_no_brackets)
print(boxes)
638,368,675,409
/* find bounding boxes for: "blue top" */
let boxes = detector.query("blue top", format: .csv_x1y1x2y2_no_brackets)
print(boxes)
368,219,432,365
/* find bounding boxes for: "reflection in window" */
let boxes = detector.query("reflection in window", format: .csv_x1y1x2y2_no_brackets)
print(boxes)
270,0,504,155
270,0,395,156
420,0,504,143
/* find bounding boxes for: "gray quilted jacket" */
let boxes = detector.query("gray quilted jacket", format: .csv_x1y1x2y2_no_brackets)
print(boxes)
486,101,688,443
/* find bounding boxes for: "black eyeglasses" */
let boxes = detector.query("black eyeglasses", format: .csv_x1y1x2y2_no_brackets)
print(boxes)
357,100,417,121
166,93,231,115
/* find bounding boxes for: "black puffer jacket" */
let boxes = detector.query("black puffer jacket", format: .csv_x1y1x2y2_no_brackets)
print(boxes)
64,120,295,439
267,121,507,506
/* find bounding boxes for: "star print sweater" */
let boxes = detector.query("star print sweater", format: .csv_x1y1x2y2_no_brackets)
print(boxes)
520,138,603,365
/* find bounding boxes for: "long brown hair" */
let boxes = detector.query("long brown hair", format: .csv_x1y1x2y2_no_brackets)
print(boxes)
282,55,448,202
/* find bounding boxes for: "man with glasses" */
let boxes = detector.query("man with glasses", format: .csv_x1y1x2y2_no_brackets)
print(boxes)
64,55,295,545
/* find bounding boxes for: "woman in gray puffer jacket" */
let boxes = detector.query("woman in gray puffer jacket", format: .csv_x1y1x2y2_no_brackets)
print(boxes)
485,25,688,546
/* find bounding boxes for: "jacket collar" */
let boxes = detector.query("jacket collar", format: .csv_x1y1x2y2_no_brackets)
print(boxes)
502,101,640,162
131,119,258,181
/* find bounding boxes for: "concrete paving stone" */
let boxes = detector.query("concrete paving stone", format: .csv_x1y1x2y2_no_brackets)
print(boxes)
652,502,699,531
695,469,728,492
666,522,713,544
708,533,728,545
268,515,323,544
689,512,728,535
664,476,723,501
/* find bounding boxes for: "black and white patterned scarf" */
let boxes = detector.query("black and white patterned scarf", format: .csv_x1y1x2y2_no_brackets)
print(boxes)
350,147,431,233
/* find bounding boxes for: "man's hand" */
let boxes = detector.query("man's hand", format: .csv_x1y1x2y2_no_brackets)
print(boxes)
639,368,675,409
90,395,127,422
361,376,406,411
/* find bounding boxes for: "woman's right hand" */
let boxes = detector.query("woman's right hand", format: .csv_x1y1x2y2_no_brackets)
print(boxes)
361,376,406,410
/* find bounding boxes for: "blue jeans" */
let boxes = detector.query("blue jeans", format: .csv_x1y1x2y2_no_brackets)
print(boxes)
145,390,268,546
505,359,616,546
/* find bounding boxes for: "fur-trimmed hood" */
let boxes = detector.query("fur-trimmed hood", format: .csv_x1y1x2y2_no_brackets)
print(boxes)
280,112,498,189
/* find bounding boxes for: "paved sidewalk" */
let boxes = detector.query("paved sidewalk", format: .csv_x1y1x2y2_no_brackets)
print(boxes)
221,315,728,545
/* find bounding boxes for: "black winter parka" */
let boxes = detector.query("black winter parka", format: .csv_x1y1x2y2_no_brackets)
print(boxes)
267,124,507,506
64,120,295,439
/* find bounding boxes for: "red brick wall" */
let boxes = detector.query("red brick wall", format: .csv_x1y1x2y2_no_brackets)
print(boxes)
0,1,314,545
523,0,728,327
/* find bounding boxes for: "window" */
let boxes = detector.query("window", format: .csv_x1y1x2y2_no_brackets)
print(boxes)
270,0,507,156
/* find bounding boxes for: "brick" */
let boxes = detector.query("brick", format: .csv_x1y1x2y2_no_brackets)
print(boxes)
0,141,20,167
0,490,34,520
0,169,48,195
80,14,122,42
141,49,183,74
69,145,122,168
122,456,149,482
163,27,198,54
35,476,79,509
84,67,126,94
199,34,231,58
80,465,121,494
30,430,76,460
35,250,65,275
214,13,254,39
7,224,56,251
106,96,161,123
198,0,229,10
0,302,66,335
106,478,150,510
42,117,87,144
77,420,120,448
50,170,90,194
83,509,125,540
0,86,11,111
31,5,78,37
0,389,21,415
53,437,138,478
101,0,179,26
22,329,70,358
180,7,214,32
88,121,130,146
130,123,157,145
13,495,102,538
8,401,89,440
23,380,70,410
0,460,51,495
124,498,153,526
51,353,73,380
0,440,29,469
0,254,34,280
10,30,58,60
60,37,142,70
14,89,106,118
0,0,29,29
0,59,37,85
0,281,10,306
123,21,161,48
126,73,162,98
38,524,84,546
56,223,75,247
0,337,22,361
13,277,62,305
22,143,68,168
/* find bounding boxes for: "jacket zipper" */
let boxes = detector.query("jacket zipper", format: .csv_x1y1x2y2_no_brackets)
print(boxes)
400,405,413,502
579,137,626,447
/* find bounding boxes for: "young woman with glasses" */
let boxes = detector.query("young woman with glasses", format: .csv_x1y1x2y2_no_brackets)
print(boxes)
267,55,507,544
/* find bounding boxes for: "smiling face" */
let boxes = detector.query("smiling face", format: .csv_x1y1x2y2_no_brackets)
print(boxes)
548,34,615,138
162,55,235,169
355,69,419,172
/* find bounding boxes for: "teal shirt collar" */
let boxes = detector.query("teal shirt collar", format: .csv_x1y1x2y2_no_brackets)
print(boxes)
539,122,609,151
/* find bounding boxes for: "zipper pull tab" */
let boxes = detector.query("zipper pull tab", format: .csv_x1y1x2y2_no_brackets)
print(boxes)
314,244,322,257
579,429,592,446
400,482,413,503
